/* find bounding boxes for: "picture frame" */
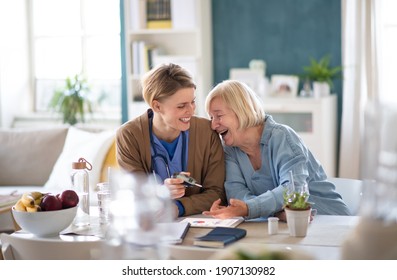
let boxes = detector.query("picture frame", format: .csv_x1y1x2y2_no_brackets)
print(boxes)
270,75,299,97
229,68,265,96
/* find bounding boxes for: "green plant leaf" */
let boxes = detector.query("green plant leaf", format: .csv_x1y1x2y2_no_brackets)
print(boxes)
283,189,311,210
48,74,92,125
301,54,342,89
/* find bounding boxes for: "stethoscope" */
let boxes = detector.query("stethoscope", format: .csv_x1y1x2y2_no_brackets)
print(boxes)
148,110,187,179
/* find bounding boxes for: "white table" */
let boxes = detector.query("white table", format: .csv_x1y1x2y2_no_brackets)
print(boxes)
4,214,360,260
169,215,360,260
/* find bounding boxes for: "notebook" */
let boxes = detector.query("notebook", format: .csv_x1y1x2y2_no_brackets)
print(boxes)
193,227,247,248
179,217,244,228
158,222,190,244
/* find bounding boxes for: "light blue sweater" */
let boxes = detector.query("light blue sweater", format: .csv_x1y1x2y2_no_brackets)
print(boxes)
224,115,351,219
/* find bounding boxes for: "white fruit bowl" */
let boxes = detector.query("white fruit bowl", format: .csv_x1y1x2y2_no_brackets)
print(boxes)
12,206,78,237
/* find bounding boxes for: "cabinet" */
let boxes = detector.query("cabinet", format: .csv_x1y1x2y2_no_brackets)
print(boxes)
263,95,337,177
123,0,212,119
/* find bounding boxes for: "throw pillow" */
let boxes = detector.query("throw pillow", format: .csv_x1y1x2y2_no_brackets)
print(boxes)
0,127,69,186
44,127,115,191
99,139,119,183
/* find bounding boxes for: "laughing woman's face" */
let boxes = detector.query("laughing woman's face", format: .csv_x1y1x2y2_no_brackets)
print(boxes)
152,87,196,136
208,97,241,147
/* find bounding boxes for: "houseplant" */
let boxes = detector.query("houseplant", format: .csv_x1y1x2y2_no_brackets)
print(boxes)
48,74,92,125
283,174,312,237
301,54,342,97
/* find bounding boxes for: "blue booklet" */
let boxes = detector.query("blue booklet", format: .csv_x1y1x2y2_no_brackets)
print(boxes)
193,227,247,248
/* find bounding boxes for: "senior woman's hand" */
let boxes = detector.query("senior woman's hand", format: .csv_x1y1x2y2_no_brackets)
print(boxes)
202,198,248,219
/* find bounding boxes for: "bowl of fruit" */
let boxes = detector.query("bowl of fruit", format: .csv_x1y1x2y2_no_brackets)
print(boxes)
12,190,79,237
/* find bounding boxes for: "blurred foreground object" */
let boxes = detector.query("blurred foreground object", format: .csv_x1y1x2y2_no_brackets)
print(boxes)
101,170,174,259
342,101,397,259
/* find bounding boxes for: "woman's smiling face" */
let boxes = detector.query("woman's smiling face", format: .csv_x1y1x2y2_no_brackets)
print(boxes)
153,87,196,133
208,97,241,146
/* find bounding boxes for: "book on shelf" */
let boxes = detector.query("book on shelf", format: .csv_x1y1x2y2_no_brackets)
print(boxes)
193,227,247,248
131,41,140,75
131,40,161,75
146,20,172,29
146,0,172,29
179,217,244,228
129,0,147,30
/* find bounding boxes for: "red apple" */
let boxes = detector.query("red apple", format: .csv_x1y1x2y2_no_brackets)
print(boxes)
59,190,79,209
40,194,62,211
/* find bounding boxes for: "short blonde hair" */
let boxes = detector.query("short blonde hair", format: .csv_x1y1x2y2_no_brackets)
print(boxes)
142,63,196,106
205,80,265,129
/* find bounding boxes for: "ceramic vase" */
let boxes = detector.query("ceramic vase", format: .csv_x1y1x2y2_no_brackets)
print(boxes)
312,81,330,98
285,207,311,237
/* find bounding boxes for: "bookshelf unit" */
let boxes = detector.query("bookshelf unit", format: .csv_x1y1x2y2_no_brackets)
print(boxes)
263,95,337,177
123,0,213,119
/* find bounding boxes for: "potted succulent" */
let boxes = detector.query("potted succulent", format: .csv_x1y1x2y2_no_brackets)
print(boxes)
48,74,93,125
301,54,342,98
283,173,312,237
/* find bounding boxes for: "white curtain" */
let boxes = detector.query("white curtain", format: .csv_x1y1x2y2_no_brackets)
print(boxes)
339,0,380,179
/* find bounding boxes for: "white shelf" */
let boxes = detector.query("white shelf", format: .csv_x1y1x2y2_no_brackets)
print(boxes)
127,29,198,35
263,95,337,177
123,0,212,118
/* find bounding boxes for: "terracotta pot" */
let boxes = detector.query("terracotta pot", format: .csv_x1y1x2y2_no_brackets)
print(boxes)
285,207,311,237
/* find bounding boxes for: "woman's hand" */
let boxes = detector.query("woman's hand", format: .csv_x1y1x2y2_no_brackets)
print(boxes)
274,210,287,222
163,172,190,199
202,198,248,219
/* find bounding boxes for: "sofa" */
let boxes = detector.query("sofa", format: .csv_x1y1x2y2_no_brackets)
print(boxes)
0,125,118,231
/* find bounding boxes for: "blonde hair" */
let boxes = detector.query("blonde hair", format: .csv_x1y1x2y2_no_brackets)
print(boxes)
141,63,196,106
205,80,265,129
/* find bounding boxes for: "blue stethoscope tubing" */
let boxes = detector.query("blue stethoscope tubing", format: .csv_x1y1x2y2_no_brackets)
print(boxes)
148,110,187,178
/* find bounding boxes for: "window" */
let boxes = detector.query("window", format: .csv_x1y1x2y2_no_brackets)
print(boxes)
377,0,397,105
31,0,121,114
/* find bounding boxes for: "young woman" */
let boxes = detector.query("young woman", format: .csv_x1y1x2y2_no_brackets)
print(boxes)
204,80,350,221
116,63,226,218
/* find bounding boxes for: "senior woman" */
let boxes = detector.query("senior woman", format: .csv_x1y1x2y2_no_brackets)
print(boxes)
203,80,350,221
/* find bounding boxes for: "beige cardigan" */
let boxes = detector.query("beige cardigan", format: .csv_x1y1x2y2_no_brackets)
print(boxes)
116,110,226,216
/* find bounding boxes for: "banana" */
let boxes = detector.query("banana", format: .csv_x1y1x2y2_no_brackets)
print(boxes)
21,191,43,207
14,199,27,212
21,193,35,207
30,191,43,200
34,197,43,206
26,205,41,212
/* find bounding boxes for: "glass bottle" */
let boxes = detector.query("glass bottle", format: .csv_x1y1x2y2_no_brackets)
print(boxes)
71,157,92,227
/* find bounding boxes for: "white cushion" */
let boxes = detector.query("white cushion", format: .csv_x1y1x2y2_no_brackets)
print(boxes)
44,127,115,192
0,127,68,186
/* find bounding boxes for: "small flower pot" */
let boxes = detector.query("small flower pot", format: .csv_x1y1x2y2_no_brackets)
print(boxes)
312,81,330,98
285,207,311,237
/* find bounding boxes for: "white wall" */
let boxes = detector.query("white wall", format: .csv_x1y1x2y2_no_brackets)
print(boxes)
0,0,30,128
